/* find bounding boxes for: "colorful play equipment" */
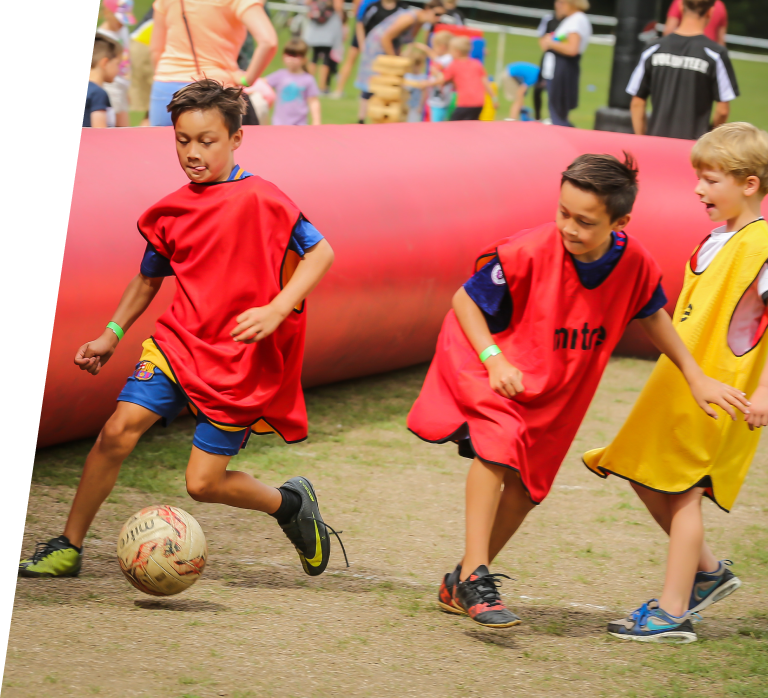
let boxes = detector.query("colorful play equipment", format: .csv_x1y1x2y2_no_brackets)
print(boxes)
37,123,768,448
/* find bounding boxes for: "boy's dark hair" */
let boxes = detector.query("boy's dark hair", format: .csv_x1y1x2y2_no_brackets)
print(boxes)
92,34,120,69
284,37,309,58
561,152,639,221
167,79,248,136
683,0,716,17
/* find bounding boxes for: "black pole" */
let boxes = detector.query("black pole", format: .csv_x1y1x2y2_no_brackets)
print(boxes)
595,0,661,133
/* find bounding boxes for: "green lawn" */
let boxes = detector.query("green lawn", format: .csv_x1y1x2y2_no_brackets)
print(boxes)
126,3,768,131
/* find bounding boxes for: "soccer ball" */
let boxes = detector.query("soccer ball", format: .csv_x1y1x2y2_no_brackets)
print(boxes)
116,505,207,596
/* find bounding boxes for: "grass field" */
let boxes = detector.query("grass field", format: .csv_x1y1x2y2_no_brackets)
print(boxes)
124,4,768,131
8,358,768,698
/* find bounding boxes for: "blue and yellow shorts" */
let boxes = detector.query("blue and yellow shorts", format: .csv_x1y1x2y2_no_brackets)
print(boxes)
118,360,251,456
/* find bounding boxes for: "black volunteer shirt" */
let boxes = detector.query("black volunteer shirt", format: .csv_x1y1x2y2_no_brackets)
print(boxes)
362,1,404,35
627,33,739,141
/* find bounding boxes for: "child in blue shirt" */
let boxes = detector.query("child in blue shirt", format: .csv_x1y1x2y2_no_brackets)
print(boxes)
502,61,541,121
85,34,121,128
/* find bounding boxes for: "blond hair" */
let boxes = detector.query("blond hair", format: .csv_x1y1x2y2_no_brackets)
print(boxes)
432,30,453,51
449,35,472,57
404,44,427,73
566,0,590,11
691,123,768,196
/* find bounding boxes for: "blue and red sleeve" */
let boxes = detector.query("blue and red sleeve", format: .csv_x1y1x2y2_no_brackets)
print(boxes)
463,256,513,334
140,243,174,277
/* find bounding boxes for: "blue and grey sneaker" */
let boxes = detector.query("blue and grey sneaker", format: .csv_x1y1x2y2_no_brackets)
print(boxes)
689,560,741,613
608,600,697,644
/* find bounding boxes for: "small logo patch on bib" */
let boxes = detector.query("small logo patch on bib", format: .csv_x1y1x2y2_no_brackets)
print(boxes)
134,361,156,381
491,263,506,286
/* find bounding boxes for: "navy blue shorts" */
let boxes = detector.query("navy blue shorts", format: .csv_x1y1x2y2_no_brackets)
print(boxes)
117,361,251,456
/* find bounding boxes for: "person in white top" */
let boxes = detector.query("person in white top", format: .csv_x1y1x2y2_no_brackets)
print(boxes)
539,0,592,127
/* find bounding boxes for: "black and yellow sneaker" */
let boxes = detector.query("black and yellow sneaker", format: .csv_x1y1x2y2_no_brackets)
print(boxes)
455,565,522,628
277,477,348,576
19,536,82,578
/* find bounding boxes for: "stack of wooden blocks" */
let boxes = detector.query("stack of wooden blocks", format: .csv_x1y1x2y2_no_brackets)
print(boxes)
367,55,413,124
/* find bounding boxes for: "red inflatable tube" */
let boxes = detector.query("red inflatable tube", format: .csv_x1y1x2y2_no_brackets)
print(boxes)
37,123,768,448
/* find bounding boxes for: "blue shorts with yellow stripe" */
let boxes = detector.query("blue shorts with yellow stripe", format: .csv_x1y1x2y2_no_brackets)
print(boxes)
118,361,251,456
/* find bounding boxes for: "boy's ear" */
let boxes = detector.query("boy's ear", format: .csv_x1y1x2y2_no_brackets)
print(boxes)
231,128,243,151
612,213,631,232
744,175,762,198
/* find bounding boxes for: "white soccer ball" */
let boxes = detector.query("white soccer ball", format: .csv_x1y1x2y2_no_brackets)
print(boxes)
116,505,207,596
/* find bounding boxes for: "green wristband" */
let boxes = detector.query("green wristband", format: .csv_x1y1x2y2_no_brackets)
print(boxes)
479,344,501,363
106,322,124,341
240,76,251,87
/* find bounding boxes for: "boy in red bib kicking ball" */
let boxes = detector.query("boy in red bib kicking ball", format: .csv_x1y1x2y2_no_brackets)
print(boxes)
408,153,749,628
20,80,345,579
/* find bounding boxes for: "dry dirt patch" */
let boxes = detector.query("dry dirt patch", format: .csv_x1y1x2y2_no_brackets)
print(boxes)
6,359,768,697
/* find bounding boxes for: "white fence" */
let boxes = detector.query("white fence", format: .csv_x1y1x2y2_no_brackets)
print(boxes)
269,0,768,63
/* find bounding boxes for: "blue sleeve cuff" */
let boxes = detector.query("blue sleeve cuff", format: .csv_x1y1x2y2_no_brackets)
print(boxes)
634,282,668,319
463,257,512,334
140,243,174,277
289,217,324,257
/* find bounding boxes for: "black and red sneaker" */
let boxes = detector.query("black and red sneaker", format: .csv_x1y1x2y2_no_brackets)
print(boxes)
438,564,466,615
455,565,521,628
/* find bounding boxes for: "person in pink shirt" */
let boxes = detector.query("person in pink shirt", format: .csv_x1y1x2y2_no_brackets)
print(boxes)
149,0,278,126
439,36,496,121
665,0,727,45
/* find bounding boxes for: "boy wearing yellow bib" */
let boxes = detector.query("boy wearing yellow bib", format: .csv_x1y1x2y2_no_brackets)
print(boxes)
585,123,768,644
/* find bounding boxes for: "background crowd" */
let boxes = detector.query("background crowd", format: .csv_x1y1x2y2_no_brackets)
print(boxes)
86,0,745,141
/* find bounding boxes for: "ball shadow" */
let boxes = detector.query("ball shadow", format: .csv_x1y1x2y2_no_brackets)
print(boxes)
133,598,229,612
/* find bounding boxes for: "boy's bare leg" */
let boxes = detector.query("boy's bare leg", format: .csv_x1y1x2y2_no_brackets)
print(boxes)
488,470,536,563
185,446,282,513
631,482,719,573
658,487,707,617
460,457,505,581
63,402,161,548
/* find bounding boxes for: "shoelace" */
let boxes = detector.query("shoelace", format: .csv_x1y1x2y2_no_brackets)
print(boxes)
630,601,654,628
317,521,350,568
283,519,350,568
630,601,698,628
469,573,512,605
29,541,58,564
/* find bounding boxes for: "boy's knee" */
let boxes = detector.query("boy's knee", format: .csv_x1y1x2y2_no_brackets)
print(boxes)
99,416,141,456
186,477,219,503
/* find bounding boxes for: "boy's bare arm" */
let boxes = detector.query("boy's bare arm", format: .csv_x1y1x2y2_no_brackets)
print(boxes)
231,238,334,343
453,287,524,399
745,356,768,431
74,273,164,375
638,308,750,419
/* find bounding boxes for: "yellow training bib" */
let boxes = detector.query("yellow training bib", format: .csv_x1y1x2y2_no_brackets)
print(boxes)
584,219,768,511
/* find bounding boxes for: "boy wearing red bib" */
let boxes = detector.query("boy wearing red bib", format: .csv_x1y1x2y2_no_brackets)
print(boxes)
408,153,748,629
586,123,768,643
20,80,345,580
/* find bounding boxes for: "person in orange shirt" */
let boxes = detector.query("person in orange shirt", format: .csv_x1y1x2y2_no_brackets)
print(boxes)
439,36,497,121
149,0,278,126
664,0,728,46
